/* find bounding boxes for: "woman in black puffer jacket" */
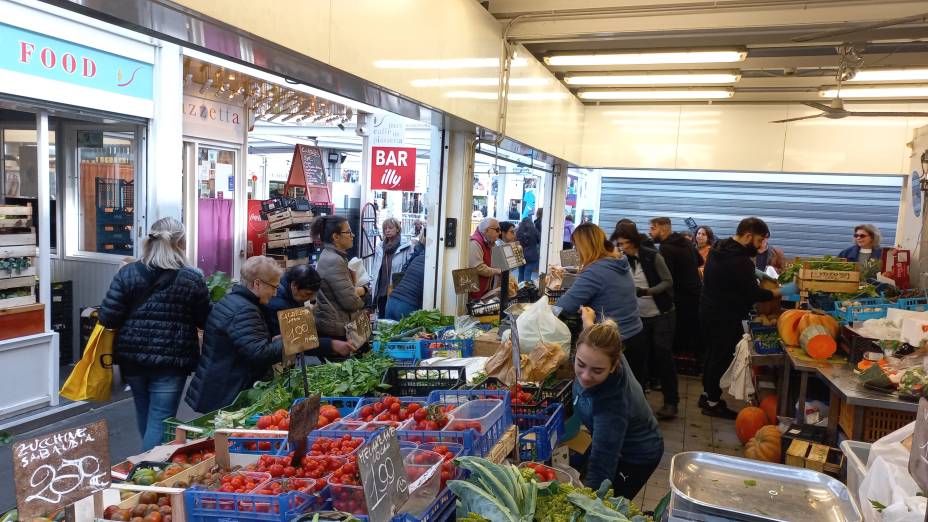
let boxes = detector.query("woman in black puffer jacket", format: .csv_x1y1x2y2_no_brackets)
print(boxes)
99,217,209,451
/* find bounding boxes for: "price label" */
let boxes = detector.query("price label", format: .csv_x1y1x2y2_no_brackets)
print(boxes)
491,243,526,271
908,397,928,494
356,429,409,522
277,307,320,356
560,249,580,267
13,420,111,521
452,268,481,295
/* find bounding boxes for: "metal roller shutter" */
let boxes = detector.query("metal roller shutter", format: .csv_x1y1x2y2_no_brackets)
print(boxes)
598,176,901,258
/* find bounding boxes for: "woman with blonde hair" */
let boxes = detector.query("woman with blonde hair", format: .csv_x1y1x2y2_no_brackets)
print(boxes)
572,313,663,497
370,217,414,316
99,217,210,451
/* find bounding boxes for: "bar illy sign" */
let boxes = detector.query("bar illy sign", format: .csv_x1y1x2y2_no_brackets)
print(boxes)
371,146,416,191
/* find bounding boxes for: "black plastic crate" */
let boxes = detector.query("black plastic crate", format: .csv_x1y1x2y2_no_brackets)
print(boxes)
467,377,572,416
98,242,133,256
381,366,466,397
96,207,134,225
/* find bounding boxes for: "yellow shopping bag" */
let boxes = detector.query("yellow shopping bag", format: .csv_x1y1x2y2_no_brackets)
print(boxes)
60,323,115,401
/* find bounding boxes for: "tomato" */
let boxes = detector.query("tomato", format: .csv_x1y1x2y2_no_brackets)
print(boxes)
257,415,272,429
268,464,284,477
389,402,401,414
373,402,385,413
360,405,374,417
406,403,420,413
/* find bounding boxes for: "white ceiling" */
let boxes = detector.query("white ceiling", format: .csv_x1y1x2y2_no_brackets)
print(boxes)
484,0,928,103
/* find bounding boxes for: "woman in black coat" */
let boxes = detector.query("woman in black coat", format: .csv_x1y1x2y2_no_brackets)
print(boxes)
185,256,285,414
99,218,210,451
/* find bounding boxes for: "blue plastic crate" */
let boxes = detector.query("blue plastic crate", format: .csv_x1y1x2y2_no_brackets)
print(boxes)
423,390,513,457
833,297,890,323
749,325,783,355
398,428,479,456
343,396,429,422
514,403,565,462
373,340,421,365
291,396,365,417
230,429,377,456
185,481,327,522
897,296,928,312
418,339,473,359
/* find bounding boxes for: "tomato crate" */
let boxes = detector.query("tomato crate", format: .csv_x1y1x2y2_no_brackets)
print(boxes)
419,338,473,359
425,389,513,457
381,366,467,397
514,403,565,462
290,396,366,417
163,389,254,443
373,340,421,366
184,479,325,522
398,428,479,456
343,396,430,423
230,430,373,456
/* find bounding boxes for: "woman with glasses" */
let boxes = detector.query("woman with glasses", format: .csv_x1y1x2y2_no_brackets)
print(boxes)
370,218,415,317
839,224,883,267
313,215,369,343
185,255,284,414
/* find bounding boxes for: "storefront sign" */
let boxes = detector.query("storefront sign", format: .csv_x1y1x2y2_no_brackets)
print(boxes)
357,428,409,521
0,22,152,101
13,420,111,520
183,94,246,144
370,114,406,148
371,146,416,191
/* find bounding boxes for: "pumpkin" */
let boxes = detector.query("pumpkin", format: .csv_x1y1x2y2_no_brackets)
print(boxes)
756,279,782,317
777,309,808,346
798,311,839,339
735,406,769,444
759,394,778,424
744,425,781,463
800,324,837,359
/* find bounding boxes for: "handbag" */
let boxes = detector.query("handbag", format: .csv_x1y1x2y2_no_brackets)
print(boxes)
60,265,176,401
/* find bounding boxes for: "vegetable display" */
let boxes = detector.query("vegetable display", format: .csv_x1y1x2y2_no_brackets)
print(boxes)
534,480,651,522
375,310,454,342
778,256,855,284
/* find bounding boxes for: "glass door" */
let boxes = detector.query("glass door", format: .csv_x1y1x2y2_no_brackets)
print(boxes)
191,143,237,276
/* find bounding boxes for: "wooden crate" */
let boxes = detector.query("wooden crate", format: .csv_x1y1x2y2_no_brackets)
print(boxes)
267,228,312,242
0,257,35,279
0,229,36,247
266,235,314,249
0,303,44,340
797,260,860,294
267,254,309,268
839,399,916,443
0,275,36,309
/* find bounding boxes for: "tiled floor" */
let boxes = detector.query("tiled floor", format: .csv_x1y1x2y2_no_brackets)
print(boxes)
633,375,748,512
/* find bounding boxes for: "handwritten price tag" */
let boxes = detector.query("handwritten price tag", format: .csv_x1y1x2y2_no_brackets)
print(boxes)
277,307,319,356
357,429,409,522
452,268,481,295
13,420,111,520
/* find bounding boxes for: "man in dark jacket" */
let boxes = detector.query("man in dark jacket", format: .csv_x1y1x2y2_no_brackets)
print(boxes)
650,217,703,361
266,264,354,359
385,240,426,320
699,217,797,418
185,256,285,413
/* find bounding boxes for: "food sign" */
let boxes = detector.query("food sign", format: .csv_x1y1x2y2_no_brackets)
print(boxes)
277,307,319,356
356,428,409,522
13,420,111,520
560,249,580,268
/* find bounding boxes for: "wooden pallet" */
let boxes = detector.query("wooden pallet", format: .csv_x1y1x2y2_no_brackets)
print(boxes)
267,235,315,249
267,228,312,242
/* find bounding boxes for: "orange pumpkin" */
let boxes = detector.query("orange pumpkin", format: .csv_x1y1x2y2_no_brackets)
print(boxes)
798,311,839,338
735,406,769,444
777,309,808,346
744,425,781,463
759,395,778,425
800,325,837,359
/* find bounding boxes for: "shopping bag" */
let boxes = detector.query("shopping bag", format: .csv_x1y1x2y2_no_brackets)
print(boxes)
720,334,755,401
60,323,114,401
345,310,372,348
515,297,571,355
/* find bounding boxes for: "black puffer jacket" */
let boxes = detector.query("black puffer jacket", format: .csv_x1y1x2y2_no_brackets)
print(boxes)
266,274,337,358
185,284,284,413
98,262,209,374
657,232,703,301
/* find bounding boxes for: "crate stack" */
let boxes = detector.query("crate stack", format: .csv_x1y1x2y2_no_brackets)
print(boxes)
51,281,74,364
262,198,333,268
95,178,134,256
0,203,42,341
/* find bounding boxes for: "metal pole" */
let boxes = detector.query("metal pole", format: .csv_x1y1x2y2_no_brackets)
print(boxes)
499,269,510,325
36,112,51,331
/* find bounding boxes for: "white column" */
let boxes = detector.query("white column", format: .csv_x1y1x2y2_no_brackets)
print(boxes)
36,112,51,331
148,42,185,222
540,159,569,274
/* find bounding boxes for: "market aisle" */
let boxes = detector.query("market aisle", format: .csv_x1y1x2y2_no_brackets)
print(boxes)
634,375,747,512
0,395,140,512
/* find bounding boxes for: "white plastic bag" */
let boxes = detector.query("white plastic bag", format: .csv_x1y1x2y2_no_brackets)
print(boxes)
347,257,370,287
859,456,926,522
720,334,754,401
868,421,915,469
515,297,571,355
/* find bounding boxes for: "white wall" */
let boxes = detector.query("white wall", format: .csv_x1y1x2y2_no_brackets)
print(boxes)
898,125,928,287
582,103,928,174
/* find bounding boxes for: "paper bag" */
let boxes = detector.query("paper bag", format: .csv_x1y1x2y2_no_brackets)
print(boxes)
522,341,568,383
485,340,516,386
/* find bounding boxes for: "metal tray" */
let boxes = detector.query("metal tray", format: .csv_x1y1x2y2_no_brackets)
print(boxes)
670,452,861,522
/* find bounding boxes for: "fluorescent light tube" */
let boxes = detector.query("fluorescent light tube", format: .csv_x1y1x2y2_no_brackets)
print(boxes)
546,50,746,66
578,89,734,100
565,72,740,85
820,85,928,98
374,58,528,69
411,77,550,87
848,69,928,82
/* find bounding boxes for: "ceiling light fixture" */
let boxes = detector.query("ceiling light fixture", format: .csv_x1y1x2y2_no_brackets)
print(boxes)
374,57,528,69
564,72,741,86
848,69,928,82
411,77,550,87
819,85,928,98
546,49,746,67
578,89,734,100
446,91,569,100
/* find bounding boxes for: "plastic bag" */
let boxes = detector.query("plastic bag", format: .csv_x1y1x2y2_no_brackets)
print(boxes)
60,323,114,401
347,257,369,287
720,334,754,401
859,455,926,522
868,422,915,469
516,297,571,355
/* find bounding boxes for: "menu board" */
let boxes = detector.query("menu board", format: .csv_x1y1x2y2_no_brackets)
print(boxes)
357,428,409,522
277,307,320,356
560,249,580,267
299,145,326,186
13,420,111,520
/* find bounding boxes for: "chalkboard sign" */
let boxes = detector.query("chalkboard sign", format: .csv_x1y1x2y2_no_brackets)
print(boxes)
299,145,326,186
356,428,409,522
491,243,526,271
452,268,481,294
13,420,111,520
908,396,928,495
560,249,580,267
277,307,320,356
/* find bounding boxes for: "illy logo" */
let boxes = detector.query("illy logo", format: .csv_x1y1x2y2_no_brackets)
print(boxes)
380,169,402,189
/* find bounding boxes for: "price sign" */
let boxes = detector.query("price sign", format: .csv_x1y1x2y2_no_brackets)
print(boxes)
13,420,111,520
288,395,320,446
299,145,326,186
560,249,580,267
908,397,928,494
452,268,481,295
356,428,409,522
491,243,526,271
277,307,320,356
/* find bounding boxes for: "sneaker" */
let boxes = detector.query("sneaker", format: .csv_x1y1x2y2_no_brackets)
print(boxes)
656,404,678,420
698,394,709,409
701,399,738,419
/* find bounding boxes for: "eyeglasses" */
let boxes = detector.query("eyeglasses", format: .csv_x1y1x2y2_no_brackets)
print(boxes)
853,234,869,238
487,227,500,232
337,229,355,236
256,278,278,289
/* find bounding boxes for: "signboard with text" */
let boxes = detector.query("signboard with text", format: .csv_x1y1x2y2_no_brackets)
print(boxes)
13,420,111,520
371,146,416,191
277,307,320,356
357,429,409,522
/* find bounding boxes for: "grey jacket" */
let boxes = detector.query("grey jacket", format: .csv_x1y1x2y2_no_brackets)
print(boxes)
370,239,414,300
315,245,365,338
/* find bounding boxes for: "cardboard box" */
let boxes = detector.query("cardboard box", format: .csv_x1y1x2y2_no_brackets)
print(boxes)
786,439,810,467
474,328,502,357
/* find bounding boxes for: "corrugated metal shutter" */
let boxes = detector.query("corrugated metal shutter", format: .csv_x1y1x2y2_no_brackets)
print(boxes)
598,176,901,258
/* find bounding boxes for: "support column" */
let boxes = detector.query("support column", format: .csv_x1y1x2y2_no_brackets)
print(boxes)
36,112,51,332
540,159,570,274
148,42,184,223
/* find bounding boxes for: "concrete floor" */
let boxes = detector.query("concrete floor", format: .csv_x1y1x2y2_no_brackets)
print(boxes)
633,375,748,512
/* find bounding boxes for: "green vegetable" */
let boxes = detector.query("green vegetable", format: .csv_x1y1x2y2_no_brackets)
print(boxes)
533,481,650,522
205,271,233,302
450,456,537,521
744,479,757,487
375,309,454,342
869,499,887,512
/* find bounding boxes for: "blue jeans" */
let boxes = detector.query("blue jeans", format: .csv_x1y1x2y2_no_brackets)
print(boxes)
126,374,187,451
518,261,539,282
385,297,419,321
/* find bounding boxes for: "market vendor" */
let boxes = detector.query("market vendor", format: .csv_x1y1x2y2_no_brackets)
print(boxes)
554,223,648,381
266,264,356,358
838,223,883,266
185,256,286,414
699,217,798,419
467,218,503,300
573,309,664,498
